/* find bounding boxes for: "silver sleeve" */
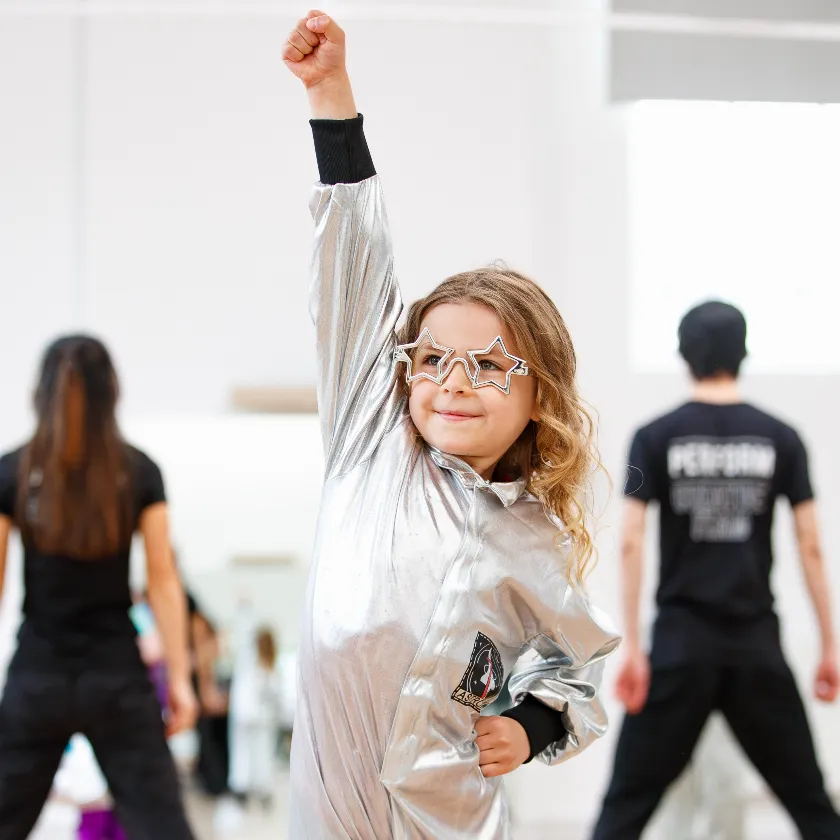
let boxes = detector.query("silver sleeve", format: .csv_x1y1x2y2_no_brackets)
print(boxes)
309,176,405,476
507,591,621,766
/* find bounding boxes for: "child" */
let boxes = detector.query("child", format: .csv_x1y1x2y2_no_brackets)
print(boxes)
283,12,620,838
228,602,284,808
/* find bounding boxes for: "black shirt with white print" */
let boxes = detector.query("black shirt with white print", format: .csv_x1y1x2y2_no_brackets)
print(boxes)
627,401,813,666
310,114,567,762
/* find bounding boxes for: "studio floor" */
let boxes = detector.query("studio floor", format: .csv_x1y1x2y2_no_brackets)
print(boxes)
30,769,816,840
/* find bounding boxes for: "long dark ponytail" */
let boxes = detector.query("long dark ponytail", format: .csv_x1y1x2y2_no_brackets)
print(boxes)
17,335,133,558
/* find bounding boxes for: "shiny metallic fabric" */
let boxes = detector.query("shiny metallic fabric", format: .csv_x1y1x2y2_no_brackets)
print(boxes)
290,176,620,840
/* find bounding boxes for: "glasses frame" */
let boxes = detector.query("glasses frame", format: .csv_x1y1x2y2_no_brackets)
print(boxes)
394,327,531,395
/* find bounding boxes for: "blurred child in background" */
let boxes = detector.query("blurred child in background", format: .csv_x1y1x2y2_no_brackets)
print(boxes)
228,600,284,809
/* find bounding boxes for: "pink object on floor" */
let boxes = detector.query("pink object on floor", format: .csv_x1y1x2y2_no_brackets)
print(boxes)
77,808,127,840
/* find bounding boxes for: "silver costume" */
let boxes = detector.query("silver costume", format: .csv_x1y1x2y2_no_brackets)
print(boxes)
290,174,620,840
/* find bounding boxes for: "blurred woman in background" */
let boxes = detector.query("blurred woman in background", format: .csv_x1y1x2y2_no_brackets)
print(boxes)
0,335,197,840
52,592,174,840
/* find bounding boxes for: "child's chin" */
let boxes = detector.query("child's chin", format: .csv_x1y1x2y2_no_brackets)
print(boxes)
422,430,475,457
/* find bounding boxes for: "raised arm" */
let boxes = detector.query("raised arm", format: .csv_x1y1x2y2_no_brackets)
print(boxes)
285,12,404,476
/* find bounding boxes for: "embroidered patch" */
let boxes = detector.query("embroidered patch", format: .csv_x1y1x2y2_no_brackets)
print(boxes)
451,632,504,712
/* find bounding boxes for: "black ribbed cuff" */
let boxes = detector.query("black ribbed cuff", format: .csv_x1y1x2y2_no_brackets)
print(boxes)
309,114,376,185
502,695,568,763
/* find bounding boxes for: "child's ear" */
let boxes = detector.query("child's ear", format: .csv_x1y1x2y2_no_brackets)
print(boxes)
530,391,540,423
531,379,542,423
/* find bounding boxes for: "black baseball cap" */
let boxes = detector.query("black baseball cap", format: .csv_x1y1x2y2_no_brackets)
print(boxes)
678,300,747,379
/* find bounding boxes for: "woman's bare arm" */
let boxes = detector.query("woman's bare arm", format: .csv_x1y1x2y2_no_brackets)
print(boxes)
141,503,198,732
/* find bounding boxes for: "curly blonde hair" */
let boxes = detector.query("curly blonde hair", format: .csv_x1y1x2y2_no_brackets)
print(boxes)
399,267,603,584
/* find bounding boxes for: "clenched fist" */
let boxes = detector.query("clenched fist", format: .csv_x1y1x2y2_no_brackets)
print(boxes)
615,648,650,715
475,715,530,778
284,10,357,119
814,651,839,703
166,677,199,737
283,10,346,89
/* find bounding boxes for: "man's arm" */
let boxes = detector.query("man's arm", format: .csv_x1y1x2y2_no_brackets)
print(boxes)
792,500,838,701
620,499,647,654
0,516,10,607
615,498,651,714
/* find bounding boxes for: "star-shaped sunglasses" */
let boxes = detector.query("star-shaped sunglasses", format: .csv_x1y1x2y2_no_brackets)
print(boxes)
394,328,531,395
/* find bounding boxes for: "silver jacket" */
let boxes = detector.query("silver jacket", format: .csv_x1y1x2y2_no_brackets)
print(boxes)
290,175,620,840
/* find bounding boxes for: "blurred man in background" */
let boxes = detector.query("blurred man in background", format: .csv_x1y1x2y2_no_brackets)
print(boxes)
592,301,839,840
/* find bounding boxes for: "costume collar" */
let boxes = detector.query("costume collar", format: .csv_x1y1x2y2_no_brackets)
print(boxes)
427,446,526,508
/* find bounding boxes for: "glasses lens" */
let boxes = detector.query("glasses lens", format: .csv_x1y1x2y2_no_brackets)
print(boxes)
472,346,518,388
406,335,448,381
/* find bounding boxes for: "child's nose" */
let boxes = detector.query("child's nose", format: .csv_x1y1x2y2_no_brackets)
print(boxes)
441,358,472,393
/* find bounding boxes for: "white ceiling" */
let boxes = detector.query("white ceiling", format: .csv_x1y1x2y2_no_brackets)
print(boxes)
3,0,840,42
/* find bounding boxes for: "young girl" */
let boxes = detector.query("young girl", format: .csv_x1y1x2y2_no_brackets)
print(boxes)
228,602,284,807
283,12,620,838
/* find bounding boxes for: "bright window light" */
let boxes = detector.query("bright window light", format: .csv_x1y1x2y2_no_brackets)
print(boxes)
628,100,840,374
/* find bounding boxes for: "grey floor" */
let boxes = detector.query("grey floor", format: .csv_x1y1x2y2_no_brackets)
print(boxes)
31,771,806,840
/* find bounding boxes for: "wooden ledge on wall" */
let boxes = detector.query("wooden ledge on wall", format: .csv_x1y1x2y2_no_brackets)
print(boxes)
231,553,297,568
231,386,318,414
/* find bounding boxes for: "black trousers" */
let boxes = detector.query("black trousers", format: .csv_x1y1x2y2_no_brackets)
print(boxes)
195,713,230,796
0,660,195,840
591,661,840,840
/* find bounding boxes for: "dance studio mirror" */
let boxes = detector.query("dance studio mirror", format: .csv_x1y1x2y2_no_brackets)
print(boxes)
122,412,323,659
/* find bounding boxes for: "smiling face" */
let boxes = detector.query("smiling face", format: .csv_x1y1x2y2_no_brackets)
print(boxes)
405,302,538,480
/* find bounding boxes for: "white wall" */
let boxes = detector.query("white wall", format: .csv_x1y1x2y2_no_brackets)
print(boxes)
1,0,838,832
0,17,78,443
0,15,78,685
121,415,323,651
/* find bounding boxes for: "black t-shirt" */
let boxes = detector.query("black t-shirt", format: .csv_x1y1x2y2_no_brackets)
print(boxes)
0,444,166,664
626,402,813,665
